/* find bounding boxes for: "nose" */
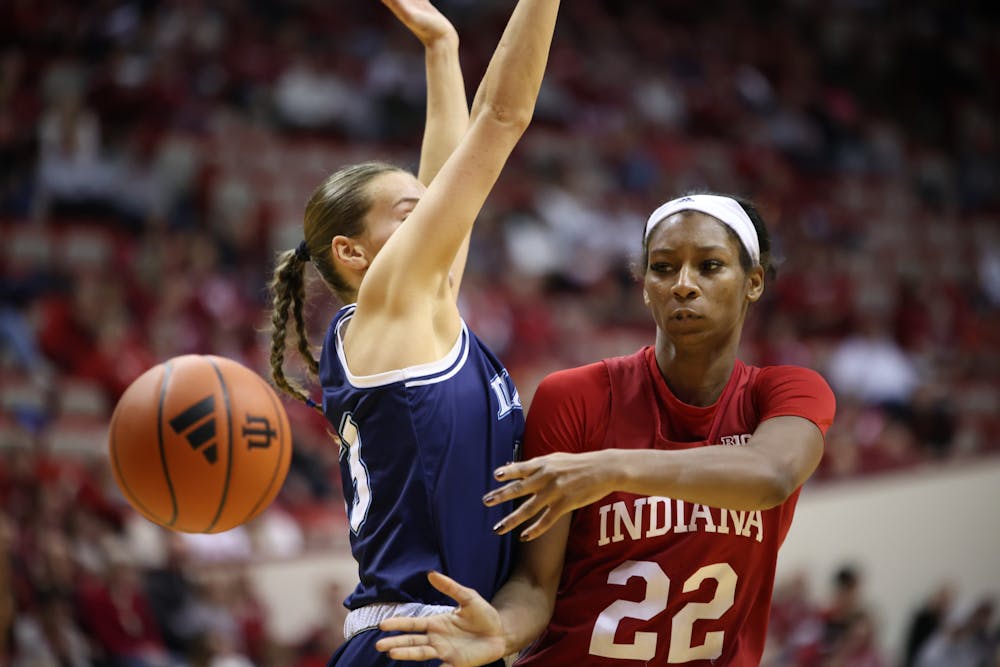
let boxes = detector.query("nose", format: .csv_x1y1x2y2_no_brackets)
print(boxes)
671,265,700,301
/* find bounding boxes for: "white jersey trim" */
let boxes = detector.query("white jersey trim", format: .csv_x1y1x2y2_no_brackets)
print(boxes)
343,602,456,641
334,307,470,389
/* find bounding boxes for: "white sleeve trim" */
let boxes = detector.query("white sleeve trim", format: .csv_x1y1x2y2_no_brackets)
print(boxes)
334,310,470,389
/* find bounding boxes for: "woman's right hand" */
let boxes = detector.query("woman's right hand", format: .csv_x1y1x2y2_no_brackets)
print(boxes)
381,0,458,47
375,571,507,667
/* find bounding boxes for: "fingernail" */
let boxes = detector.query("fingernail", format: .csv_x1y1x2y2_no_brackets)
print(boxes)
483,494,495,505
494,468,506,480
493,521,504,533
519,531,531,542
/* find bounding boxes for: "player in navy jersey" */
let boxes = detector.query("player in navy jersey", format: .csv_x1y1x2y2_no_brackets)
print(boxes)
266,0,560,665
375,194,836,666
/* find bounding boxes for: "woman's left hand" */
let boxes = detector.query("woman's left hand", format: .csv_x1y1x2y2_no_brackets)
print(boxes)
484,451,619,541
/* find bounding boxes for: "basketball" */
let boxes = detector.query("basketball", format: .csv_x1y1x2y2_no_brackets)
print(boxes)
108,355,293,534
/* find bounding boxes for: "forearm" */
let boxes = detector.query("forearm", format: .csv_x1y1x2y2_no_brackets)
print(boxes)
417,33,467,185
608,446,796,510
492,514,568,655
470,0,560,129
492,573,557,656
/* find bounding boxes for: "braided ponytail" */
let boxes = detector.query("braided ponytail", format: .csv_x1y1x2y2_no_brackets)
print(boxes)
269,248,322,413
269,161,405,412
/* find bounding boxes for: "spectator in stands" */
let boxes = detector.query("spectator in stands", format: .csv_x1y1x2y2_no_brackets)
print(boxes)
915,597,996,667
143,534,200,662
766,571,825,666
272,48,371,136
76,553,172,667
35,60,117,219
820,565,868,654
820,610,886,667
825,307,920,410
904,584,955,667
11,589,91,667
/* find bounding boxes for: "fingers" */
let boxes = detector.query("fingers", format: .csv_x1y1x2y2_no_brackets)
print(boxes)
519,506,558,542
374,634,440,661
493,461,534,483
484,480,533,508
490,492,544,535
483,463,545,507
379,616,431,633
427,570,482,609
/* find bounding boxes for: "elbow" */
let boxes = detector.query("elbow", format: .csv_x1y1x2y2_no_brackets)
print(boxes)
757,468,799,509
472,101,533,135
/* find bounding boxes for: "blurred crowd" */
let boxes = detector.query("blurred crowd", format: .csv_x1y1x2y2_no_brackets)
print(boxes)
766,566,999,667
1,0,998,665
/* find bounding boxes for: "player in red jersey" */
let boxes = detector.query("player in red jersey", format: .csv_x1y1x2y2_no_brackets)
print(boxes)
375,193,837,666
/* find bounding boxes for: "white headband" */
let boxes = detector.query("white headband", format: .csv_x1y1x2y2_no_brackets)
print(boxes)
644,194,760,266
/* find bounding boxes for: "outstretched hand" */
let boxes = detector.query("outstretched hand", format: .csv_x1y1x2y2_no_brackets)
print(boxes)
375,571,506,667
381,0,458,47
485,451,616,541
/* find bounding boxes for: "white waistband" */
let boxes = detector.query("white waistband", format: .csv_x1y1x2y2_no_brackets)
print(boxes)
343,602,456,641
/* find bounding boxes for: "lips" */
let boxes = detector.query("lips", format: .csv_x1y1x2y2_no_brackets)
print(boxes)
671,308,700,320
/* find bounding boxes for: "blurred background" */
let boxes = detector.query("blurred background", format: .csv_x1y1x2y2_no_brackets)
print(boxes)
1,0,998,666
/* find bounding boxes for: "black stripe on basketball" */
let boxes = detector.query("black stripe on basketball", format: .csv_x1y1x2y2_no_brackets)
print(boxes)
157,360,180,526
168,395,215,433
238,372,287,525
204,358,234,533
110,390,165,525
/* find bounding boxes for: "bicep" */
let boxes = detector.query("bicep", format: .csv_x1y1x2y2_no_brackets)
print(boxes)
749,415,825,491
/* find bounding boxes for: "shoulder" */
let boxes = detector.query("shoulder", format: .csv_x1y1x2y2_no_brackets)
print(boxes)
754,364,832,391
535,361,611,400
751,364,837,433
531,361,611,426
525,361,612,456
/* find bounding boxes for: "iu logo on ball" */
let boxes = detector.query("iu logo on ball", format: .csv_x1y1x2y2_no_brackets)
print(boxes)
243,415,277,449
169,396,219,464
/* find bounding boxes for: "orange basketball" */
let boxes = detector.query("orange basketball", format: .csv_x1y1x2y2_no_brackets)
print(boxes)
108,355,293,533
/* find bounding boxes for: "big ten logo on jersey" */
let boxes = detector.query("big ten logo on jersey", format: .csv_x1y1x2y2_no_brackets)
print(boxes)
489,371,522,419
721,433,752,447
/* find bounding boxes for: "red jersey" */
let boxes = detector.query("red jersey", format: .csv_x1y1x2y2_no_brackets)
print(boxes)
516,347,835,667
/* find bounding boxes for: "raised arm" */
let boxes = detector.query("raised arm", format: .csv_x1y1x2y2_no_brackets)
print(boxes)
383,0,474,294
348,0,560,371
382,0,468,186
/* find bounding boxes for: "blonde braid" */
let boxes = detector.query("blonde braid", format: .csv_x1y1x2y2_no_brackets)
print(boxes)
268,249,322,413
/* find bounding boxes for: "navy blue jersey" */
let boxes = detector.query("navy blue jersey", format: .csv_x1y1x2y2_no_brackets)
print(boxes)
319,304,523,609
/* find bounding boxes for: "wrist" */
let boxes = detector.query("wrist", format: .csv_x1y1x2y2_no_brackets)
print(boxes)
423,28,459,52
608,449,634,490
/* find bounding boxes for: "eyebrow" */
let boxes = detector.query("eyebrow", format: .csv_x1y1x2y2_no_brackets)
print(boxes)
394,197,420,208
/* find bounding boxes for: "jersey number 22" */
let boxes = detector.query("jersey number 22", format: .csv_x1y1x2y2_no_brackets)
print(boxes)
590,560,737,662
